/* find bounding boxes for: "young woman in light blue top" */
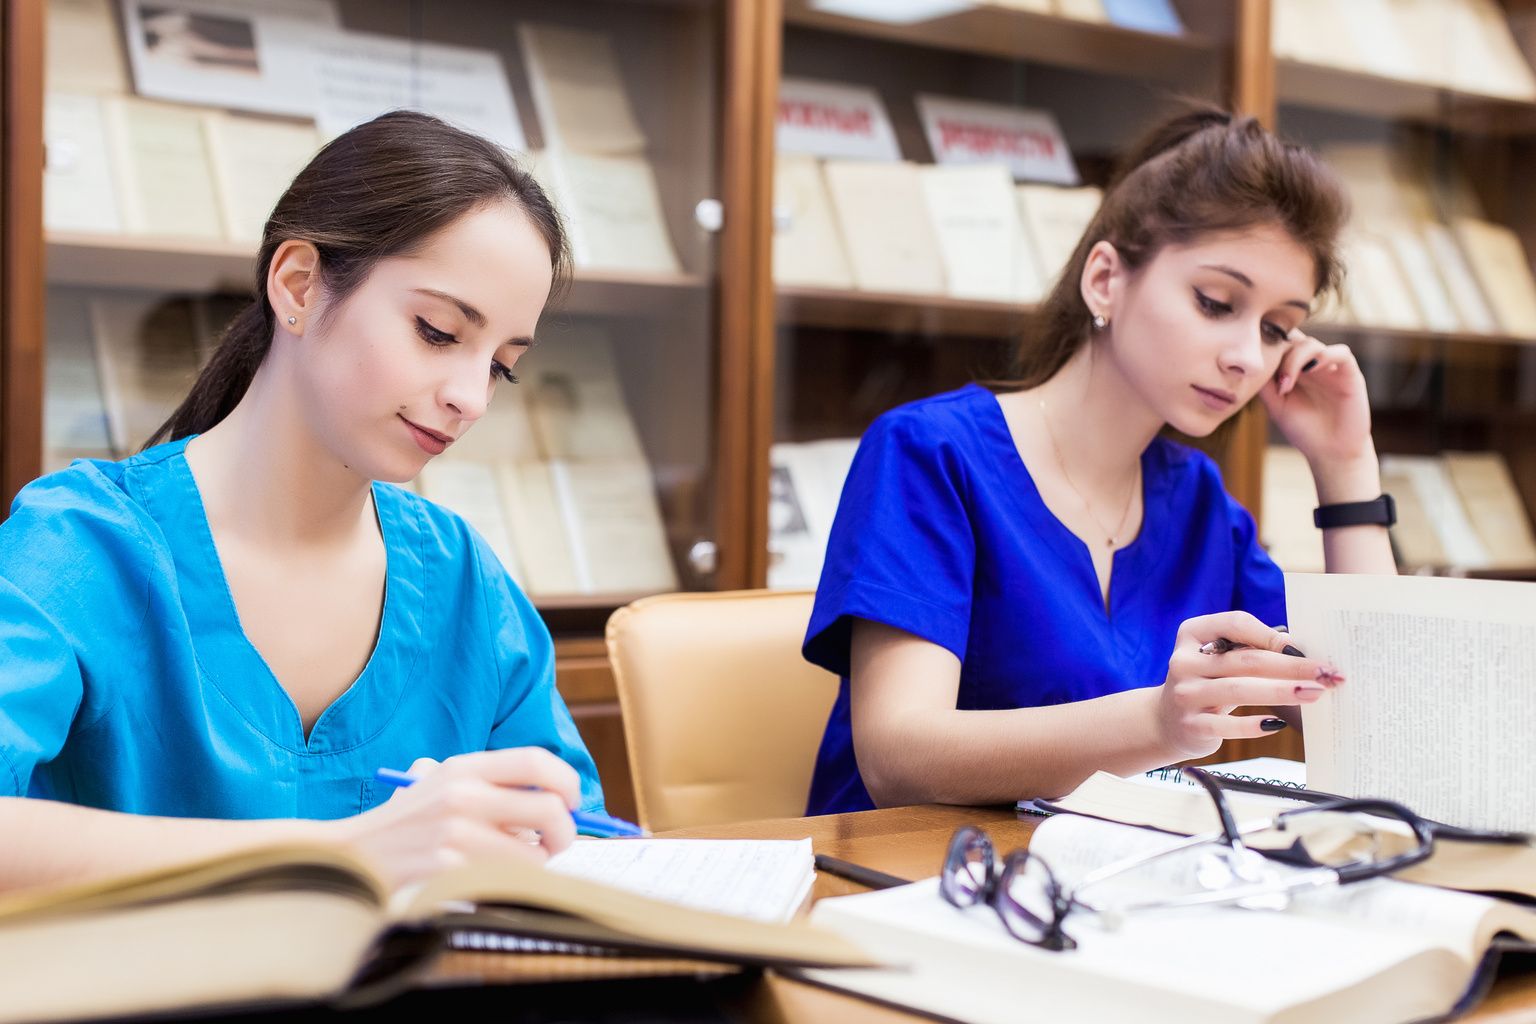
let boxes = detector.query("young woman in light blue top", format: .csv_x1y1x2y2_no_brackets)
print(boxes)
0,112,600,893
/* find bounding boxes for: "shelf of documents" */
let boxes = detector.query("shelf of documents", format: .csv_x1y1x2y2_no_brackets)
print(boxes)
46,232,707,316
780,0,1221,89
776,285,1034,337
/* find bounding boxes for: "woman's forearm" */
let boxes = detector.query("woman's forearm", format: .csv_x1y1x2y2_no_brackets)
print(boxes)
0,797,334,893
855,685,1173,807
1312,451,1397,576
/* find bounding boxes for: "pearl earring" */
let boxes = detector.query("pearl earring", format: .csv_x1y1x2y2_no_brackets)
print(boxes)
1092,314,1108,330
288,317,297,325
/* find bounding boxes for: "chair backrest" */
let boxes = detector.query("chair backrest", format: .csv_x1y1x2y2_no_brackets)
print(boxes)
605,589,840,833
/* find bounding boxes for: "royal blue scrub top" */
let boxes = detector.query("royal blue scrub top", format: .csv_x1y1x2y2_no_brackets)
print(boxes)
0,438,604,819
803,384,1286,815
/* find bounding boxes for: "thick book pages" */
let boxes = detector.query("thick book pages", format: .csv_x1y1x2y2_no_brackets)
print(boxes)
498,460,583,595
1292,572,1536,834
508,325,677,596
1443,452,1536,569
0,842,870,1024
203,113,318,242
46,0,130,94
1260,445,1324,573
918,163,1032,302
1389,229,1461,332
1380,454,1491,568
1425,222,1499,334
1341,234,1424,330
802,814,1536,1024
1015,184,1102,290
102,96,225,239
1454,217,1536,338
44,93,122,234
89,295,203,456
414,460,525,586
517,23,646,156
536,147,682,274
823,160,946,295
1380,459,1450,569
772,154,854,289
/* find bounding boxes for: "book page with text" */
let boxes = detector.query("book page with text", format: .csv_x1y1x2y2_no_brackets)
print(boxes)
1290,573,1536,832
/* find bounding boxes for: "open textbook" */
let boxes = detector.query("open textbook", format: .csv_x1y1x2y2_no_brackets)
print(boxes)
0,841,867,1024
1291,573,1536,835
801,813,1536,1024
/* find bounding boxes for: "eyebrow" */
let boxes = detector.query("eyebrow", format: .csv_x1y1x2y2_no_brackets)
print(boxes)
415,288,487,328
1200,264,1312,313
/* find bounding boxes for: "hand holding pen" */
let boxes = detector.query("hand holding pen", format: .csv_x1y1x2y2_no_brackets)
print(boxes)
1157,611,1345,761
332,747,600,887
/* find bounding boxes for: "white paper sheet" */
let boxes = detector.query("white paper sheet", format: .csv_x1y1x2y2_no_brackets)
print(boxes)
547,838,816,924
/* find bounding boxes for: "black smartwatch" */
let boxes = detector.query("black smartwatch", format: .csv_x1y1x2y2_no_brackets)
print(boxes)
1313,494,1397,529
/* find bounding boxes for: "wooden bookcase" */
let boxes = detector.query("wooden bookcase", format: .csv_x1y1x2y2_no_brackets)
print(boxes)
6,0,1536,797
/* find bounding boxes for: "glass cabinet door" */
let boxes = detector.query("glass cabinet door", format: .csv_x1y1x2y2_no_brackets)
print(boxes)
764,0,1240,590
1269,0,1536,586
40,0,749,819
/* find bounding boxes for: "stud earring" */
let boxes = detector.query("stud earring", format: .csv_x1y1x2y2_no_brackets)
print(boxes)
1092,314,1108,330
288,317,297,325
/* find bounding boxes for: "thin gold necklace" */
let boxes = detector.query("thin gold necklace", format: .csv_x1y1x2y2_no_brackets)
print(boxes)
1039,397,1140,549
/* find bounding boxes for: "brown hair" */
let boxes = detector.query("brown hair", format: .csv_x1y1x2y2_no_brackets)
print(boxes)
992,105,1348,393
147,110,571,447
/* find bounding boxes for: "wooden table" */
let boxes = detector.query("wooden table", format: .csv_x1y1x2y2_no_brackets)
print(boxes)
435,803,1536,1023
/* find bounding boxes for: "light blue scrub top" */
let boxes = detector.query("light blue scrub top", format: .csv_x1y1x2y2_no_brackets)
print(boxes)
0,438,604,819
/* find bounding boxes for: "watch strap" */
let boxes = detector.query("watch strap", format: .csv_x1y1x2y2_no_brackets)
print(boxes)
1313,494,1397,529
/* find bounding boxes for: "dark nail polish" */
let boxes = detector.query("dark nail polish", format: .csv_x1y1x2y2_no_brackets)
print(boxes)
1282,645,1305,658
1261,718,1288,732
1301,358,1319,372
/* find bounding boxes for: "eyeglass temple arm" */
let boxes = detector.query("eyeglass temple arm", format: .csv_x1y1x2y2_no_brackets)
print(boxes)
1183,767,1246,851
1069,818,1277,898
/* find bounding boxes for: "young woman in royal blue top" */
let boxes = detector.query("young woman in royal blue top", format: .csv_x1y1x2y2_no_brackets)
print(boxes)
0,112,602,893
805,109,1398,815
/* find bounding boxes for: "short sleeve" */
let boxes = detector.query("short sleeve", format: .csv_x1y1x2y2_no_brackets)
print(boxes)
1228,492,1287,627
474,532,606,814
803,410,977,678
0,576,83,796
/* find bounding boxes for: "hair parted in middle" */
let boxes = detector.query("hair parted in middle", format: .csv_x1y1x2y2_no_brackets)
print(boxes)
991,104,1350,394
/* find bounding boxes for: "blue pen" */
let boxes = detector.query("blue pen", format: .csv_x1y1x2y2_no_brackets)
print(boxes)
372,767,645,838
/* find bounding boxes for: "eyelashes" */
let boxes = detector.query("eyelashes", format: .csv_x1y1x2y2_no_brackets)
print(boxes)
1193,289,1289,344
414,315,519,385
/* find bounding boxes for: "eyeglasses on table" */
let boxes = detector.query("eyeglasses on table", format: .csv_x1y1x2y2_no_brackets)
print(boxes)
940,766,1443,953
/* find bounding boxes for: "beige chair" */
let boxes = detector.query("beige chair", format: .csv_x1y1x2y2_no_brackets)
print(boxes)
606,589,840,832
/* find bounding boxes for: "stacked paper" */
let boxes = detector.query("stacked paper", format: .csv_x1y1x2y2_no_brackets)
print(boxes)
518,23,681,275
1274,0,1536,101
1323,143,1536,339
416,324,679,599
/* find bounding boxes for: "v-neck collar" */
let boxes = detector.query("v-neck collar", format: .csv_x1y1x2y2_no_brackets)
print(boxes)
978,386,1170,621
140,439,425,754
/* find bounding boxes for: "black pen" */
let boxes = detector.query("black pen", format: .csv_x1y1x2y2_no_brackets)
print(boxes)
814,854,911,890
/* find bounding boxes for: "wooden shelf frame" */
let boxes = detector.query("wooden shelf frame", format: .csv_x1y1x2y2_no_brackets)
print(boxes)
781,0,1225,89
1276,58,1536,133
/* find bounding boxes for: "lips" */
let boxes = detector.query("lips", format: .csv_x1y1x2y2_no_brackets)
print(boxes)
1192,385,1236,411
400,414,453,456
